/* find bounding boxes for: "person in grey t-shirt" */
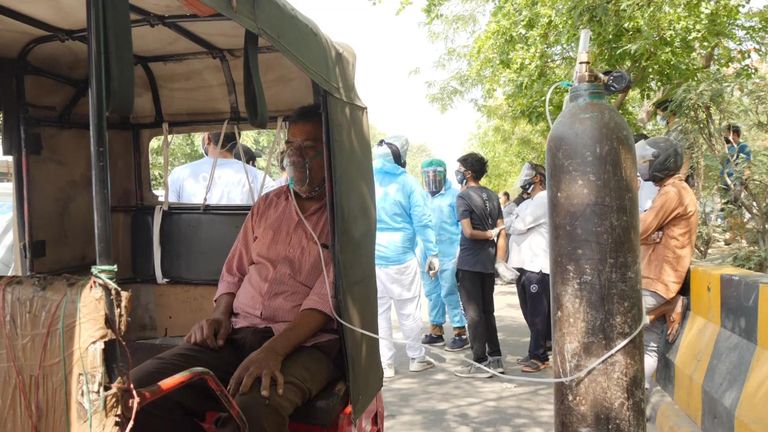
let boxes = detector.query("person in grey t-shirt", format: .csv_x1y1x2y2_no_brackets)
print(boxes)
452,152,510,379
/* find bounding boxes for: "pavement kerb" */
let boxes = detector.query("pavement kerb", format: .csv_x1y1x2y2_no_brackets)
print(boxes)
647,387,701,432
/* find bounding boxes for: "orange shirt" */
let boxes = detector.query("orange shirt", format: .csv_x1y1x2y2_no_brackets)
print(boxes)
639,175,698,300
215,186,336,345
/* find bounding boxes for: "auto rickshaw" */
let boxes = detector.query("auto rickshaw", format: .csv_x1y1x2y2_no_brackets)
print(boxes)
0,0,383,430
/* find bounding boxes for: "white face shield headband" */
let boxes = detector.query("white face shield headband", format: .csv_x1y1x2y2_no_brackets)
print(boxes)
515,162,537,193
635,140,657,182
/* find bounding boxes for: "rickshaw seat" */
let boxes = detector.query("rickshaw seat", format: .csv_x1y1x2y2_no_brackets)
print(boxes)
131,206,249,283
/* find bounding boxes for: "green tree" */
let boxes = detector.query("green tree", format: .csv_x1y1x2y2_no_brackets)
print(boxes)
391,0,767,189
148,129,282,192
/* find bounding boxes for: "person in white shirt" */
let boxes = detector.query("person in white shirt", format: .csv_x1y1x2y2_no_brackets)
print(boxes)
507,162,551,373
168,131,275,205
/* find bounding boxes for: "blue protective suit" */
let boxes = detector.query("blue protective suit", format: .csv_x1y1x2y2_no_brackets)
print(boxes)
373,158,438,268
418,182,466,328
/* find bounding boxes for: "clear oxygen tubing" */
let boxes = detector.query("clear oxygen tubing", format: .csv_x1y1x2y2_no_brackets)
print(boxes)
546,81,573,128
287,177,645,384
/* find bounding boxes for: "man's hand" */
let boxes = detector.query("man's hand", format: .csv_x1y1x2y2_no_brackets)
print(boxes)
495,261,519,283
185,316,232,349
227,346,285,398
489,227,502,241
426,255,440,278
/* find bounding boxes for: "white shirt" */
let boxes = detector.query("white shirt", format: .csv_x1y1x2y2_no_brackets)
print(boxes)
506,190,549,274
638,180,659,213
168,157,275,205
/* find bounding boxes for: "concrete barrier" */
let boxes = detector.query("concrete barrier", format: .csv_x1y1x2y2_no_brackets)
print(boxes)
655,265,768,432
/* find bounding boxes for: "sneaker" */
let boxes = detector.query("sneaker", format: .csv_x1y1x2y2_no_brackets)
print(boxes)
382,363,395,379
409,356,436,372
421,333,445,346
488,356,505,374
445,334,470,352
453,362,493,379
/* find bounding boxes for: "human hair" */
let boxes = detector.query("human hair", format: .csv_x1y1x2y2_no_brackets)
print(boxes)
725,123,741,138
205,131,238,153
530,162,546,187
654,98,677,115
289,103,323,127
457,152,488,181
234,144,258,166
501,191,510,200
633,133,650,143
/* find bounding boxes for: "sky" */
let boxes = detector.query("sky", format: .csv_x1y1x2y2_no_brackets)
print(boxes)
289,0,479,165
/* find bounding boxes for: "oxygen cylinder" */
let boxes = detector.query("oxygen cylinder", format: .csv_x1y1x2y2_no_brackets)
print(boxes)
546,31,645,431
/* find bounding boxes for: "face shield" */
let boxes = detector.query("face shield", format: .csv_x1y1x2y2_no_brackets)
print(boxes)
635,139,657,182
515,162,537,193
422,166,446,196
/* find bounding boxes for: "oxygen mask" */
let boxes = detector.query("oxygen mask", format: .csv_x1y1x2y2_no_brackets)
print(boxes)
283,140,325,198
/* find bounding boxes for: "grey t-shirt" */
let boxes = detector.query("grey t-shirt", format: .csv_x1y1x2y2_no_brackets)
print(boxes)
456,186,502,274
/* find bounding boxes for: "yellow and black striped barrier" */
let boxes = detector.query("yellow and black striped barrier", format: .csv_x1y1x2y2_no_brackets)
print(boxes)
655,265,768,432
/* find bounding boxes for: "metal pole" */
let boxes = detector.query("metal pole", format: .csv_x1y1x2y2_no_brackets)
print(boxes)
86,0,113,265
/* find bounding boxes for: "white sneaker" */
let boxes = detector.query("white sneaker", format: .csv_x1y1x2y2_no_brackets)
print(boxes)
409,356,435,372
382,363,395,379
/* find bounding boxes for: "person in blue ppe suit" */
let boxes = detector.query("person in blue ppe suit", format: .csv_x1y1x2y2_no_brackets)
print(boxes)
418,159,469,351
373,136,440,379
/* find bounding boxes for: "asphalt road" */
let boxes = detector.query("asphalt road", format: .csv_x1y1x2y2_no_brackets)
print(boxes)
381,281,556,431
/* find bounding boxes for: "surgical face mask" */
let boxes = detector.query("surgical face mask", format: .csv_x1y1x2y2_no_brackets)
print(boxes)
283,140,324,197
656,114,668,127
520,177,536,194
455,169,467,186
422,167,446,196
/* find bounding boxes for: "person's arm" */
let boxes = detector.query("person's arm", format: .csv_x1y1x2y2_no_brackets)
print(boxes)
185,293,234,348
639,187,679,241
409,183,438,257
459,218,497,240
507,197,547,235
227,309,330,398
494,218,508,262
216,206,259,299
456,193,497,240
229,246,335,398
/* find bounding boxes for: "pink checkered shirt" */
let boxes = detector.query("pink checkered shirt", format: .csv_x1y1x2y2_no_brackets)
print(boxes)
215,186,336,345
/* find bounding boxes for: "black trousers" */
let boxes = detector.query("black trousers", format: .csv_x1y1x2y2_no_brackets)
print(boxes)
516,270,551,362
457,269,502,363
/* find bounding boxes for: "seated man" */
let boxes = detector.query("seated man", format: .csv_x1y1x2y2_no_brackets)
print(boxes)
635,136,697,389
131,104,339,432
168,131,274,205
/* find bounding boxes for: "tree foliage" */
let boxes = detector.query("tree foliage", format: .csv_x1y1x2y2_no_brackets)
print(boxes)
148,129,282,192
398,0,767,191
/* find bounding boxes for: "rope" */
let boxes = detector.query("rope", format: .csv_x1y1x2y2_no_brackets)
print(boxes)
201,120,230,210
233,124,257,205
258,116,284,199
76,282,93,432
161,122,172,210
0,280,38,431
59,291,71,432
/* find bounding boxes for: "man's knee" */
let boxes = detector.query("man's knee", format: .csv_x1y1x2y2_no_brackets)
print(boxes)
236,390,295,431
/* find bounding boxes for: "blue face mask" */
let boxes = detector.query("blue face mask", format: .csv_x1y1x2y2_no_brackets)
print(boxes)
656,114,668,127
455,170,467,185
